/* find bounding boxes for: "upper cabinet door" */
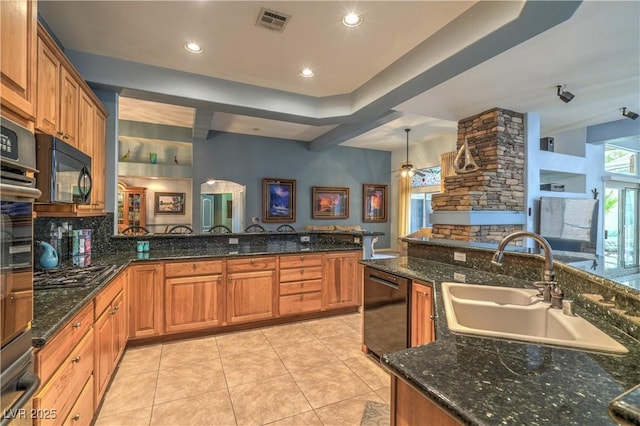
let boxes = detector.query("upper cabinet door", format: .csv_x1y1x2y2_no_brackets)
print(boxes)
36,36,60,135
59,66,79,147
1,0,37,121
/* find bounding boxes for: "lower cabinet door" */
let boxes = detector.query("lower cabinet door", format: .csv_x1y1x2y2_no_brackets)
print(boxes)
227,270,276,324
63,375,94,426
94,307,113,404
411,281,435,347
127,263,163,338
165,274,224,333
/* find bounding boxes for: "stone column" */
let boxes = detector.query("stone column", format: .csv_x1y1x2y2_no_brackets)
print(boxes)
430,107,526,243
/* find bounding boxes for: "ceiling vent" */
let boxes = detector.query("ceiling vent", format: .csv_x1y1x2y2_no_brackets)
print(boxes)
256,7,291,32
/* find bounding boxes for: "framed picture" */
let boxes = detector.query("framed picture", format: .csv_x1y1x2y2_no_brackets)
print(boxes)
362,184,388,222
262,178,296,223
312,186,349,219
155,192,185,215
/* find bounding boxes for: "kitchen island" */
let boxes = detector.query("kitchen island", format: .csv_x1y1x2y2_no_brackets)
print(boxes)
361,239,640,425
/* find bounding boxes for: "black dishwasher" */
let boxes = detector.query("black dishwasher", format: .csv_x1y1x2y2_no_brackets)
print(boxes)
363,267,410,358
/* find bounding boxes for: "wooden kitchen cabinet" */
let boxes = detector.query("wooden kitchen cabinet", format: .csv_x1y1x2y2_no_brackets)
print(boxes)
391,376,461,426
279,254,323,316
91,110,107,212
77,88,94,162
76,96,105,214
127,262,163,339
411,280,435,347
323,251,359,309
94,273,126,404
227,257,277,324
63,374,93,426
33,329,94,426
35,35,60,135
0,0,37,123
36,25,79,146
58,66,79,147
164,260,224,333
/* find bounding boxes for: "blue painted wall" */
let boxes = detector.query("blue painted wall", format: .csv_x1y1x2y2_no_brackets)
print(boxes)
192,133,391,247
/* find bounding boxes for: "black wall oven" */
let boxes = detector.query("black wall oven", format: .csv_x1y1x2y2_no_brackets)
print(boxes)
1,117,41,426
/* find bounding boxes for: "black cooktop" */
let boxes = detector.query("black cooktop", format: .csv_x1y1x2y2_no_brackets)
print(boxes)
33,264,116,290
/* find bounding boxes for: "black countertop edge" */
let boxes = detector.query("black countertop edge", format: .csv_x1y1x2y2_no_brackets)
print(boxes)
111,230,385,238
32,245,364,347
362,256,640,426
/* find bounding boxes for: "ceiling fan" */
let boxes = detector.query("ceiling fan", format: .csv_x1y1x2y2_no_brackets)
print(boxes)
392,128,424,177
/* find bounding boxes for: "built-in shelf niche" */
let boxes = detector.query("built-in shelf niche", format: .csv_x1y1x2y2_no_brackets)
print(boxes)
118,136,193,179
539,169,586,193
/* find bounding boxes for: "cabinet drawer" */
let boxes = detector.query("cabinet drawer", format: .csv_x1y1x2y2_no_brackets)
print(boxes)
35,303,93,385
94,274,123,317
279,254,322,269
279,266,322,283
63,375,93,426
165,260,223,278
280,266,322,282
279,280,322,296
227,256,276,273
34,328,94,426
279,292,322,315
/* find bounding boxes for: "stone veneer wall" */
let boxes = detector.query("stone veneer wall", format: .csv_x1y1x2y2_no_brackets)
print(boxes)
431,108,525,243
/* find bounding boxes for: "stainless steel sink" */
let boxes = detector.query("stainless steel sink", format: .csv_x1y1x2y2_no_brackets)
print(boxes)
441,282,628,354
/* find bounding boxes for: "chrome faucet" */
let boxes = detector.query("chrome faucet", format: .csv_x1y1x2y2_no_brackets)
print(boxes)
491,230,560,305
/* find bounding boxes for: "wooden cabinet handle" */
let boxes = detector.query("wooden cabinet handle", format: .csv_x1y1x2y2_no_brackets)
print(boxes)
73,322,82,328
72,414,81,421
71,356,81,363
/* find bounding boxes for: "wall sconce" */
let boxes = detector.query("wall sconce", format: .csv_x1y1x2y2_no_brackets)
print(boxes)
621,107,639,120
556,85,575,103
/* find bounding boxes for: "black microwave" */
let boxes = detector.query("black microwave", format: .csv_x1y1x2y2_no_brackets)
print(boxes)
35,134,92,204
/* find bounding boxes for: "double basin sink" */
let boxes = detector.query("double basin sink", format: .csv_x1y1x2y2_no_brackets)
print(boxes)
441,282,628,354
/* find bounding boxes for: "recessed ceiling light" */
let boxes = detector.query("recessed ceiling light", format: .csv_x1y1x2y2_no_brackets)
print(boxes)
342,13,363,27
184,42,203,53
299,68,314,78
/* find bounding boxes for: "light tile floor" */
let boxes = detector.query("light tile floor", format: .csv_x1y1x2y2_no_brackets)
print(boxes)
95,313,391,426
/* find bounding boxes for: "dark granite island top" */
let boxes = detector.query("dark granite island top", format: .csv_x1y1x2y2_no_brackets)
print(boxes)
32,241,363,347
361,256,640,426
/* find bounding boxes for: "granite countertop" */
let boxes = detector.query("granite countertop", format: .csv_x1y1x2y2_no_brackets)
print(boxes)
32,243,362,347
361,256,640,426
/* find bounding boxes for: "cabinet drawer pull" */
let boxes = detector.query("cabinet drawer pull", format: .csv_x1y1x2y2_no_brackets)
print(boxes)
73,322,82,328
72,414,81,421
192,263,197,270
250,259,255,265
57,131,63,136
71,356,82,363
420,292,428,296
300,256,304,261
